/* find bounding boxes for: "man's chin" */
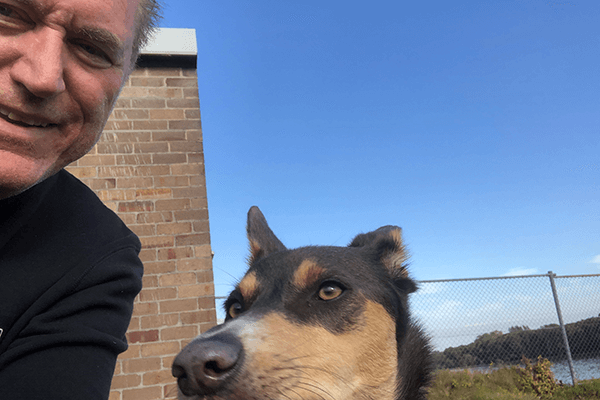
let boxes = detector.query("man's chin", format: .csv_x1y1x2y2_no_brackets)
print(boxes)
0,151,56,200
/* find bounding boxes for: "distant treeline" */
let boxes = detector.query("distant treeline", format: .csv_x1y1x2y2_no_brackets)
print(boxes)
432,316,600,369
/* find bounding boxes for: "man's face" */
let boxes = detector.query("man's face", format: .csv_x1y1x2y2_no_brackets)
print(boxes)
0,0,140,199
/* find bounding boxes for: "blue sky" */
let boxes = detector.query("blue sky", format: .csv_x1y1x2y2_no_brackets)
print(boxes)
160,1,600,307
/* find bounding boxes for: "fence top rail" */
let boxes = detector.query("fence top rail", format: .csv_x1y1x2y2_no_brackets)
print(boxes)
416,272,600,284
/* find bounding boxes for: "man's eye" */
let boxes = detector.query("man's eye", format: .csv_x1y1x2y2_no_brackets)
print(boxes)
0,3,31,28
0,5,14,17
72,41,112,67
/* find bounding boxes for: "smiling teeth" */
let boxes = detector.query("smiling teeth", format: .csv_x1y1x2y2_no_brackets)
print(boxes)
0,109,50,128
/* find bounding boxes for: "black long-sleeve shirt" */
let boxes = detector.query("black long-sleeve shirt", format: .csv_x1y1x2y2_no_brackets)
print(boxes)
0,170,143,399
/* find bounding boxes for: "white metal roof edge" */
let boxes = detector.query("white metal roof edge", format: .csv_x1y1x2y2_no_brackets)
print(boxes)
140,28,197,56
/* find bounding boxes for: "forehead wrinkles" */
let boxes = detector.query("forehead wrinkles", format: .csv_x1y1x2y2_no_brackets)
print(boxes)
15,0,134,41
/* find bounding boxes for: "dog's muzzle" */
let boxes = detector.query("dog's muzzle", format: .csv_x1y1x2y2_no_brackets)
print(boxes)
172,332,244,396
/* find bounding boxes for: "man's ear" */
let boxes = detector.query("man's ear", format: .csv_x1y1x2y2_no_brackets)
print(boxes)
349,225,416,293
246,206,287,264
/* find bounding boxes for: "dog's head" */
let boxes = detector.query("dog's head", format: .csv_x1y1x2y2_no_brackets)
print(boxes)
172,206,419,400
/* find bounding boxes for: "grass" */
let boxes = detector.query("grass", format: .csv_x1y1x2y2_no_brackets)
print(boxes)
428,357,600,400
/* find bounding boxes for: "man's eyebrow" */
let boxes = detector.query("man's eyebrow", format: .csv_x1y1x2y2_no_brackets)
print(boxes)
76,27,126,59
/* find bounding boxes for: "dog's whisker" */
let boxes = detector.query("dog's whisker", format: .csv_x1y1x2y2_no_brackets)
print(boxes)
274,387,295,400
275,364,355,389
293,381,335,400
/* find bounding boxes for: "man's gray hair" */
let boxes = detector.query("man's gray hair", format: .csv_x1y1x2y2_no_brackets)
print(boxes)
131,0,163,65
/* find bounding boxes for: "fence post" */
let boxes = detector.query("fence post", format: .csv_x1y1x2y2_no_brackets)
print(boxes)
547,271,577,385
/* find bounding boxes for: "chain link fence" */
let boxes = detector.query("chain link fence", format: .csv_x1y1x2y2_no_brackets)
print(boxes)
411,272,600,384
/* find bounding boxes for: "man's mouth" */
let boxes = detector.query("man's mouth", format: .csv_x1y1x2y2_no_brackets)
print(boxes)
0,107,55,128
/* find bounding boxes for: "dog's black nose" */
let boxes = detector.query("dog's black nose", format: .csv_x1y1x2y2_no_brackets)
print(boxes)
172,333,243,396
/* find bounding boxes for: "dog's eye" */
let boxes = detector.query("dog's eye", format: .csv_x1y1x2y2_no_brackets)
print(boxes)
228,302,243,318
318,283,343,301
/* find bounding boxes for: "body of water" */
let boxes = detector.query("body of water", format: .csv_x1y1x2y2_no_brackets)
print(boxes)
454,358,599,383
552,358,600,383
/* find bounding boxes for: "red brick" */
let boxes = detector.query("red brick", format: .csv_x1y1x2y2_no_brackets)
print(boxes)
142,275,158,288
155,199,190,212
108,390,121,400
156,222,192,235
118,201,154,213
157,246,193,260
192,220,210,233
88,178,117,189
168,120,201,130
170,163,203,175
132,120,168,130
131,98,166,108
136,212,174,224
98,190,136,202
66,166,97,178
185,109,200,119
111,373,142,389
194,244,213,258
104,120,133,130
134,142,169,154
140,236,174,249
164,384,179,400
130,77,165,87
166,98,199,108
166,78,197,87
147,88,182,98
78,154,116,166
151,130,186,142
153,153,187,164
198,297,216,310
181,310,216,325
169,141,203,153
142,369,175,386
178,283,214,298
149,109,184,120
119,343,141,359
115,154,153,165
172,187,205,199
176,258,212,272
160,326,198,341
135,188,172,199
122,386,162,400
183,88,199,98
128,330,159,344
116,177,154,188
159,272,196,287
121,357,161,374
127,224,156,237
143,260,177,275
175,233,209,246
155,176,189,187
138,287,177,302
110,109,150,120
174,209,207,221
138,249,156,262
159,298,198,313
132,302,158,316
147,68,182,77
140,314,179,329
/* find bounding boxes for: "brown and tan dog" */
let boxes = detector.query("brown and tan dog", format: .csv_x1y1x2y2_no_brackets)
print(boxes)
172,206,432,400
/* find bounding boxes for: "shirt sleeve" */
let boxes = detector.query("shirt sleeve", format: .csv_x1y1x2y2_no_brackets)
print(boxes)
0,245,143,400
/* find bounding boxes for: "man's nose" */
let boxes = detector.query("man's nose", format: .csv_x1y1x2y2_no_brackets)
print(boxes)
10,28,67,99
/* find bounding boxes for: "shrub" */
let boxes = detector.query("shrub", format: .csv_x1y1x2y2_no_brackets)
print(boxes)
516,356,558,399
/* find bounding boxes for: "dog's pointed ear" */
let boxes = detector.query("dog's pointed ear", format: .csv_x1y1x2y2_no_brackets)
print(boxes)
349,225,416,293
246,206,287,264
